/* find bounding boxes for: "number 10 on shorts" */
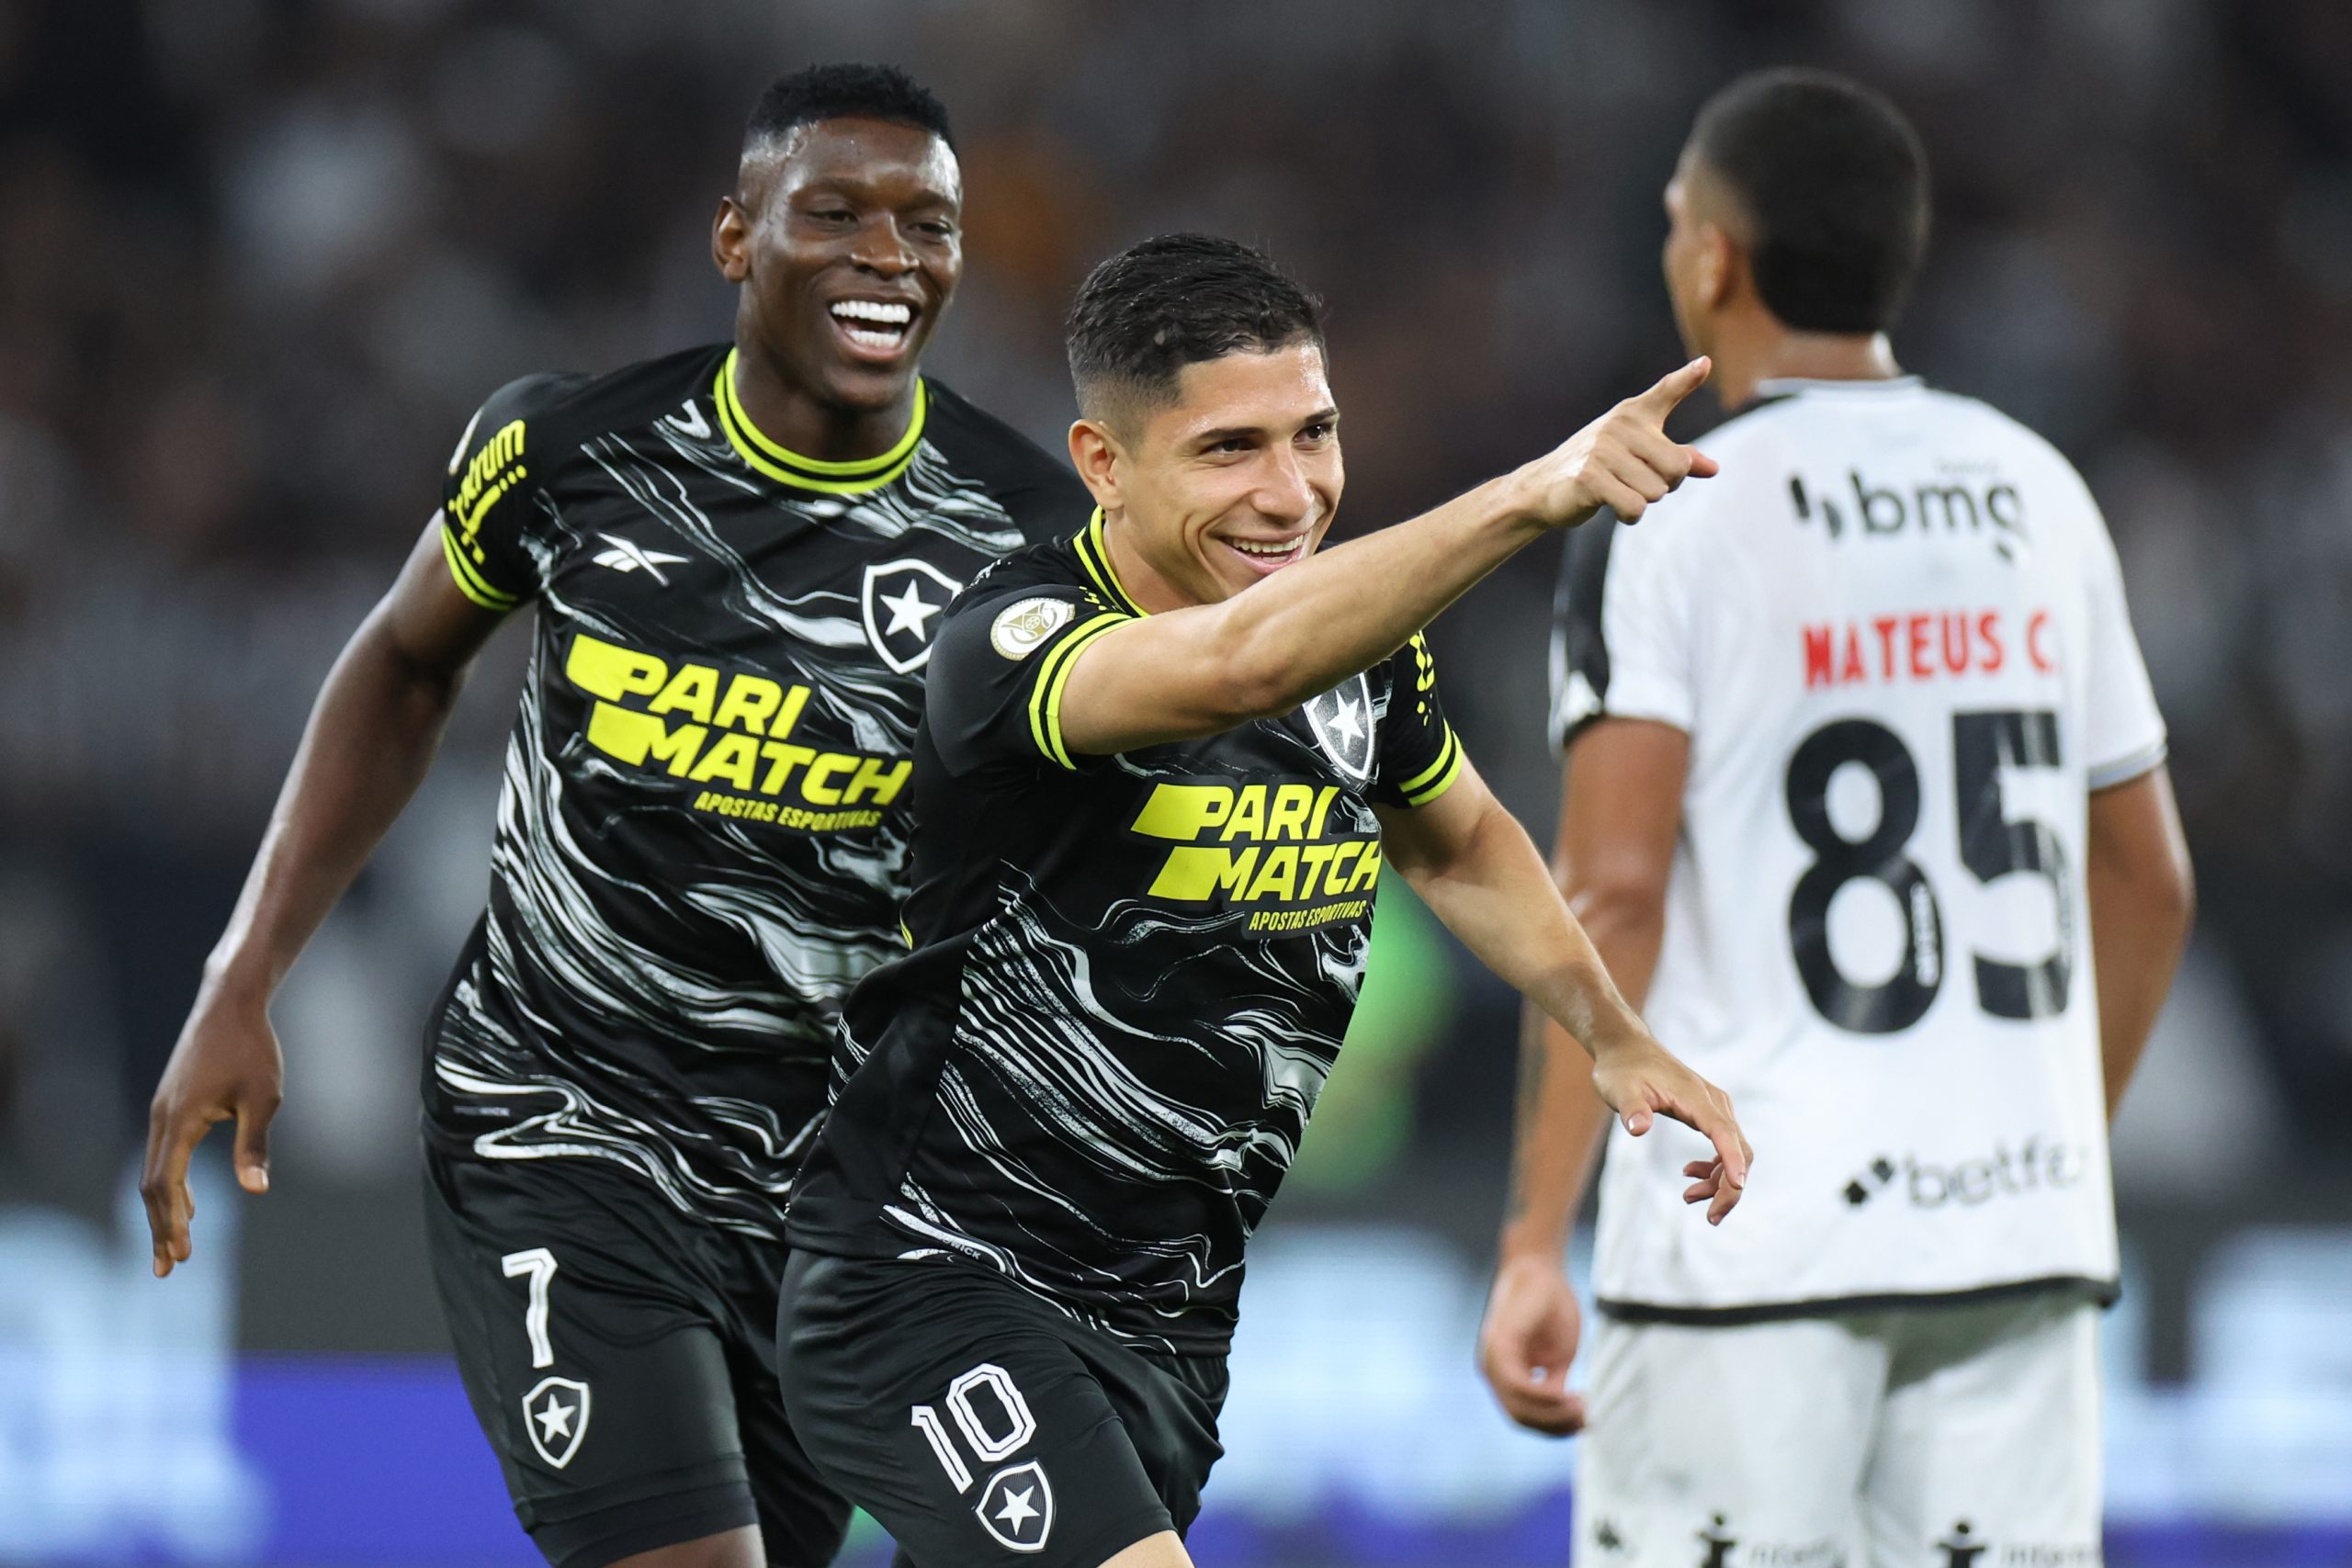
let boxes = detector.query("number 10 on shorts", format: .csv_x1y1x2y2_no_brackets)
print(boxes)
910,1362,1036,1492
911,1363,1058,1552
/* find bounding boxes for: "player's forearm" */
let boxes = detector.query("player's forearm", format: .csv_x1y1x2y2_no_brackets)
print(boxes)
1061,476,1550,752
1487,782,1676,1260
205,609,473,1000
1197,473,1547,719
2087,774,2194,1119
1389,786,1646,1258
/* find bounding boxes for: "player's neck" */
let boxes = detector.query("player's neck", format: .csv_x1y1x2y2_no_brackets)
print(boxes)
1098,511,1193,615
1712,327,1901,411
728,343,922,464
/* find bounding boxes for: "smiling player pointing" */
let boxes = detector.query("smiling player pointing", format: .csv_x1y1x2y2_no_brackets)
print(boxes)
777,234,1751,1568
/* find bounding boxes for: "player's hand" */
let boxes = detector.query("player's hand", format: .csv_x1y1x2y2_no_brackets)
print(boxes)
1477,1253,1588,1436
141,976,283,1278
1510,356,1719,530
1589,1029,1751,1224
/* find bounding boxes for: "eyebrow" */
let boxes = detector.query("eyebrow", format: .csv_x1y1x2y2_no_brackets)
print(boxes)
1188,407,1340,446
788,172,959,206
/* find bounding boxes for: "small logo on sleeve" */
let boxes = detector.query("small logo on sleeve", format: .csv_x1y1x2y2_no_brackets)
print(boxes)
990,596,1075,660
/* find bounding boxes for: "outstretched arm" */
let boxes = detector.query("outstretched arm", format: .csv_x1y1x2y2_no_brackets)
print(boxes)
1374,747,1749,1410
1057,360,1718,755
1377,757,1743,1436
1375,755,1744,1221
141,520,507,1276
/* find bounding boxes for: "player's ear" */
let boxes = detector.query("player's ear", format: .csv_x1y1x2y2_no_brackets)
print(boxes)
713,197,752,284
1696,221,1739,313
1068,419,1126,511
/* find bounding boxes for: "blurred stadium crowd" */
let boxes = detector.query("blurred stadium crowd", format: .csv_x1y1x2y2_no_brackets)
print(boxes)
0,0,2347,1348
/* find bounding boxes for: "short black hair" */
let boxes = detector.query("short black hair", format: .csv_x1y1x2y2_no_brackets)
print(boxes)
1688,69,1928,334
1066,234,1327,426
742,62,954,155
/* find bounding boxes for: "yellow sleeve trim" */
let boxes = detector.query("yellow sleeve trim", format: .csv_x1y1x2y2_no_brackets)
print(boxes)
1026,613,1127,769
1397,723,1464,806
440,518,522,612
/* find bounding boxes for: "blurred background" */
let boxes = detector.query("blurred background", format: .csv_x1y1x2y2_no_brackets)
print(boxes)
3,0,2349,1562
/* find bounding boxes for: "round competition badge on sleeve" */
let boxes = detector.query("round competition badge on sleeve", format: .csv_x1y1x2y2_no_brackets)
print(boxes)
990,597,1076,660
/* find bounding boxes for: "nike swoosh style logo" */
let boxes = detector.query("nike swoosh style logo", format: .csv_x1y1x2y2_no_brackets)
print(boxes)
592,535,690,584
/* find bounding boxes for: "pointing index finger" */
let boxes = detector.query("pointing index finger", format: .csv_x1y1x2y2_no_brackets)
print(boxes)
1631,356,1713,421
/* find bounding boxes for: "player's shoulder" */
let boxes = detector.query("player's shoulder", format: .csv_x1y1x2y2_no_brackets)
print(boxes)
919,378,1095,546
1920,387,2097,482
930,536,1111,680
449,344,725,473
945,533,1093,614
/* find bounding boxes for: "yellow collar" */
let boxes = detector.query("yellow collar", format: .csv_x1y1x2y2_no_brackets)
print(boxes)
1071,508,1148,615
712,346,926,493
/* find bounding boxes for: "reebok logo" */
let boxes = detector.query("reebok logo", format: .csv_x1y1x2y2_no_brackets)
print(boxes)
1843,1136,2089,1210
593,535,689,582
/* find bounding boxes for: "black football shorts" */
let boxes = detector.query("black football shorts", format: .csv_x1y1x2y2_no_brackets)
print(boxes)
423,1148,853,1568
776,1251,1227,1567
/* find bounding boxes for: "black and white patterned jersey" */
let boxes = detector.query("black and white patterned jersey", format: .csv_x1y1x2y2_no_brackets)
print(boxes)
786,512,1464,1354
422,342,1093,1240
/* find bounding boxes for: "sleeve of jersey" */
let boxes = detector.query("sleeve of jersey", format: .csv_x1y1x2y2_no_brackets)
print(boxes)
435,377,561,613
923,582,1130,781
1370,632,1464,809
1548,511,1698,750
2080,513,2168,790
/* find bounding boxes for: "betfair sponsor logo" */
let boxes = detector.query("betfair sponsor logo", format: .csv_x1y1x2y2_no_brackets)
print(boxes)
1841,1136,2087,1211
566,632,910,827
1129,782,1383,918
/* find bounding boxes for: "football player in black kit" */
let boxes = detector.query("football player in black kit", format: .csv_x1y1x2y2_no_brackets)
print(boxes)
141,65,1090,1568
779,234,1754,1568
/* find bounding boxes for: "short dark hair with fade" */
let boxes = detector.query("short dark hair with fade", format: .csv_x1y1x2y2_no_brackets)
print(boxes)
1067,233,1327,427
742,62,954,155
1689,68,1929,334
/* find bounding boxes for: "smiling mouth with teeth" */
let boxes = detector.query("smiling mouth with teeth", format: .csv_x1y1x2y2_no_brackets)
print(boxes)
829,299,916,353
1226,535,1309,567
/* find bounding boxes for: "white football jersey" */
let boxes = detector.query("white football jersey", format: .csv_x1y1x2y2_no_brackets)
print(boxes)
1550,376,2166,1316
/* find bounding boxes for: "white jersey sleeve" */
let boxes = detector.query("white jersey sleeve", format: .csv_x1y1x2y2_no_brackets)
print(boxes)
2075,493,2168,789
1548,507,1707,749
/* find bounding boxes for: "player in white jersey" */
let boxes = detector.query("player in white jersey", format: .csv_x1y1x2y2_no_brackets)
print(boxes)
1476,71,2196,1568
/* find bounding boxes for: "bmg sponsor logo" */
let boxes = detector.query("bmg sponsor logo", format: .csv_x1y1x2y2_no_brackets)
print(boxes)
1843,1137,2089,1210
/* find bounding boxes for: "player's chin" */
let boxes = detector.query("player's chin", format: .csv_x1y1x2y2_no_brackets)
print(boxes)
814,357,921,412
811,330,933,409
